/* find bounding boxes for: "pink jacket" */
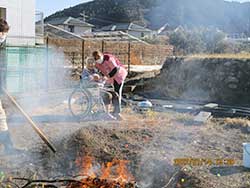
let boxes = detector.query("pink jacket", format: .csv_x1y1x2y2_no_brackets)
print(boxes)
95,53,128,84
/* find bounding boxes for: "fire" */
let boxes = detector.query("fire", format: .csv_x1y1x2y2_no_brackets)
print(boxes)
76,155,96,178
73,154,135,188
115,160,134,183
101,159,134,183
100,162,113,180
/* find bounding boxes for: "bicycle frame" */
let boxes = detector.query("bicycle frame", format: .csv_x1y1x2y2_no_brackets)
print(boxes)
69,80,116,119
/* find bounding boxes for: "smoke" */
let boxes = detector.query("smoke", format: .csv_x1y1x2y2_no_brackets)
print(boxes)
136,118,200,188
6,46,75,114
148,0,250,35
0,45,79,177
140,57,228,104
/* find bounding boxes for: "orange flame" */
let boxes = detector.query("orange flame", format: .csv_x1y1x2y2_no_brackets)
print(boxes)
115,159,134,183
100,161,113,180
76,155,96,178
75,154,135,186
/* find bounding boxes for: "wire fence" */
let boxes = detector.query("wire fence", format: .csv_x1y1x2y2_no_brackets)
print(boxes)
47,37,173,73
3,38,173,94
5,46,74,94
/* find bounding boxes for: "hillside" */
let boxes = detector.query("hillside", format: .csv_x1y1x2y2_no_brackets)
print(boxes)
45,0,250,34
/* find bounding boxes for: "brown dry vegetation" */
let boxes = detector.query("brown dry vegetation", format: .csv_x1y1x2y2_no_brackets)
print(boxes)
1,97,250,188
187,53,250,59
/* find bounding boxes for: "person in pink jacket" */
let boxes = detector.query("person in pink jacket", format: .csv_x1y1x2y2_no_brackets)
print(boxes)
93,51,128,120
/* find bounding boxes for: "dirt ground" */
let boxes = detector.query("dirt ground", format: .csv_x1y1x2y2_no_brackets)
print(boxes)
1,92,250,188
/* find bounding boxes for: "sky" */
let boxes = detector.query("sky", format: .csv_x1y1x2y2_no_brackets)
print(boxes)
36,0,91,17
36,0,250,17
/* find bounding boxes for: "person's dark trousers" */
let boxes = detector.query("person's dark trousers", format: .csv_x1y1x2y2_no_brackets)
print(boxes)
0,131,14,153
113,80,124,114
101,90,119,112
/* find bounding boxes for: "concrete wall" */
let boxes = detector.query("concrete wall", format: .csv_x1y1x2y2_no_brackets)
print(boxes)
0,0,36,46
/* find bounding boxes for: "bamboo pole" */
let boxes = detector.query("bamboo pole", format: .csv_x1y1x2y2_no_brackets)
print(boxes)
82,39,85,71
2,88,56,153
128,41,131,74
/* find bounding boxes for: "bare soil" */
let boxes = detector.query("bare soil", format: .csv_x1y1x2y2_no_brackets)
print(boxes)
1,95,250,188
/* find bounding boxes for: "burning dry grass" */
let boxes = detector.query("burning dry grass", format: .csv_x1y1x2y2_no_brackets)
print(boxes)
6,92,250,188
73,155,136,188
4,109,250,188
36,114,179,188
39,123,158,179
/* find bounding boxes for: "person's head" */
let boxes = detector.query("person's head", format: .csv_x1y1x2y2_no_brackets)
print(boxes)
92,50,104,64
0,19,9,43
86,57,95,70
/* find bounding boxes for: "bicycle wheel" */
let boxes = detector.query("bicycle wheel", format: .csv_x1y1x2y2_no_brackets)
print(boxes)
68,88,92,119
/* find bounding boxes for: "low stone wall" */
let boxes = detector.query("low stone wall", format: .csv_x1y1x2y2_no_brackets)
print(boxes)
142,57,250,106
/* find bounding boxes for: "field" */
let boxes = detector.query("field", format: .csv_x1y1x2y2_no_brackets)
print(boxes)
1,93,250,188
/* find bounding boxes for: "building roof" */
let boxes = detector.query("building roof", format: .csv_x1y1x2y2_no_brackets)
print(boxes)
157,23,171,35
45,24,85,39
100,23,152,32
44,24,149,44
46,17,94,27
82,31,149,44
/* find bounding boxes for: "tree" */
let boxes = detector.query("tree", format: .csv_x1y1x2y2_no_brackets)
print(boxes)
169,27,227,55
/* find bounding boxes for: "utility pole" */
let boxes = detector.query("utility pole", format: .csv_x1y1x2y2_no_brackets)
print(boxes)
80,11,87,22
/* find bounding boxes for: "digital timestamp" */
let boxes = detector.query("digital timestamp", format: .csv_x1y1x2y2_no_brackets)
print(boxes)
174,158,236,166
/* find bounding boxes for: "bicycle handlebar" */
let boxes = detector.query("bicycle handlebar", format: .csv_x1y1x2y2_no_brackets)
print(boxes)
80,81,115,92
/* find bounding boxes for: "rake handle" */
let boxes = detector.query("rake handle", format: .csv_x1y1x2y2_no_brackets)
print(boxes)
2,88,56,153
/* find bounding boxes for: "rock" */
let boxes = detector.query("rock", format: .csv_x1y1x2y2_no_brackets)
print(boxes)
194,111,212,124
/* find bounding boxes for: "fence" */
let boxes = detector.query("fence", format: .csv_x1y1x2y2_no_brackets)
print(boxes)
3,38,173,94
5,46,74,94
46,37,173,73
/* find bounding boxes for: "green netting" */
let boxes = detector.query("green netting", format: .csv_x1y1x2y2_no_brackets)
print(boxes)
6,47,48,93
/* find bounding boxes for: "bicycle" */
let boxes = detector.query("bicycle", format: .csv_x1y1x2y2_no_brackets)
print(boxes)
68,80,115,120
